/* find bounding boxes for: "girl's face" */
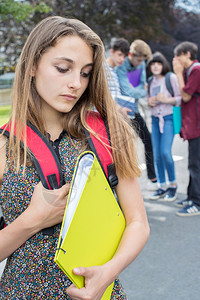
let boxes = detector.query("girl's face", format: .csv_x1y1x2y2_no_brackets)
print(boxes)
33,35,93,117
150,62,163,76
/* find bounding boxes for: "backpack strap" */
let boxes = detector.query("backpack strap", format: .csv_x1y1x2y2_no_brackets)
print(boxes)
0,113,118,234
0,216,6,230
0,114,118,188
85,111,118,189
165,72,174,97
0,122,64,190
186,62,200,79
186,63,200,97
0,122,65,235
147,75,153,94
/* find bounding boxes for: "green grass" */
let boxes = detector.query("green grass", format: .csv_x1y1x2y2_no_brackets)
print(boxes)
0,105,11,126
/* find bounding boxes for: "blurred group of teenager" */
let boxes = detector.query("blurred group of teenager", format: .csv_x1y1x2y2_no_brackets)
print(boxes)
106,37,200,217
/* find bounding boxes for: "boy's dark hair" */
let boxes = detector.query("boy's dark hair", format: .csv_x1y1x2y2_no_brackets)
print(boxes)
111,38,130,56
146,52,170,76
174,41,198,60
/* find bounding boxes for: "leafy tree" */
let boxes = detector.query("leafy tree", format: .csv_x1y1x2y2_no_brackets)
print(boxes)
176,0,200,13
149,7,200,66
0,0,51,22
41,0,176,46
0,0,52,73
0,0,200,74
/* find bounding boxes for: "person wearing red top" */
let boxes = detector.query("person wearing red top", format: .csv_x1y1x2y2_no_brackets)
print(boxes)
173,41,200,216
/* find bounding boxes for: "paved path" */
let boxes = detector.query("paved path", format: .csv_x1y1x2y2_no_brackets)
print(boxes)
1,135,200,299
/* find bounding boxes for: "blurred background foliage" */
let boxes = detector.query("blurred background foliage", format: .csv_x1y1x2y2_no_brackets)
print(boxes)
0,0,200,74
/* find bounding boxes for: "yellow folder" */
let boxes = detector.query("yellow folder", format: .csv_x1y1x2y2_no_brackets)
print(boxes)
54,151,126,299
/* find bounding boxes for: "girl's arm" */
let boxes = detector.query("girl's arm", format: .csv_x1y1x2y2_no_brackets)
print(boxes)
103,175,150,277
170,73,182,106
156,73,182,106
0,136,70,262
67,175,149,300
156,93,176,105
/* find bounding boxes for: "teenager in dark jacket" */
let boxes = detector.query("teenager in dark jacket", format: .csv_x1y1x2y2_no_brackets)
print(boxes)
117,40,157,190
173,41,200,216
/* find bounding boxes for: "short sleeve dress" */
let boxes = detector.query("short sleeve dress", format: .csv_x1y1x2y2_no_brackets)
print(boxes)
0,132,127,300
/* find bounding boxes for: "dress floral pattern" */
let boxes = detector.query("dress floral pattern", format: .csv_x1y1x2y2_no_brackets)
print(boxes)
0,133,127,299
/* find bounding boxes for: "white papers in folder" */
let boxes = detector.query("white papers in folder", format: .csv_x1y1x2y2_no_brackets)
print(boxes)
151,85,161,97
61,153,94,241
118,95,135,103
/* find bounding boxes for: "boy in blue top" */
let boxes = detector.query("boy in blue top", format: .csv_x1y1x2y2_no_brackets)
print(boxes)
116,40,148,100
116,40,157,189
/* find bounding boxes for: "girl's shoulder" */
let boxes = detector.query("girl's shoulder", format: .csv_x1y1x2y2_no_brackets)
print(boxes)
0,135,7,186
167,72,179,88
169,72,177,80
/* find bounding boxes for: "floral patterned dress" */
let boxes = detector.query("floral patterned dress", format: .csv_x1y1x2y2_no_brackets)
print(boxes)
0,133,127,299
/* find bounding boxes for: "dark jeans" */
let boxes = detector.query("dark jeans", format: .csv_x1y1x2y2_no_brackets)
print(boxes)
188,136,200,206
131,113,156,180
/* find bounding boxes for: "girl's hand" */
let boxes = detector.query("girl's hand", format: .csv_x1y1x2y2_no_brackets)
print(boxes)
26,182,70,231
119,106,132,118
66,266,111,300
148,96,157,107
0,182,70,261
156,93,167,103
173,57,184,75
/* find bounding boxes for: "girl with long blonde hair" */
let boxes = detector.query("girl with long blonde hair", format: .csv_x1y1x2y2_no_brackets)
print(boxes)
0,16,149,299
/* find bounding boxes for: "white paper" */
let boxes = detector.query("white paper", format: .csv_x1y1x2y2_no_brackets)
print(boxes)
61,153,94,241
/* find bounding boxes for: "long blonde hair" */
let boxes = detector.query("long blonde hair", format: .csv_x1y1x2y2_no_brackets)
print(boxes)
3,16,141,178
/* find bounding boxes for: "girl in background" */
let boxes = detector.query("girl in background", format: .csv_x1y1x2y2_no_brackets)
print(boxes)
0,16,149,299
147,52,181,202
